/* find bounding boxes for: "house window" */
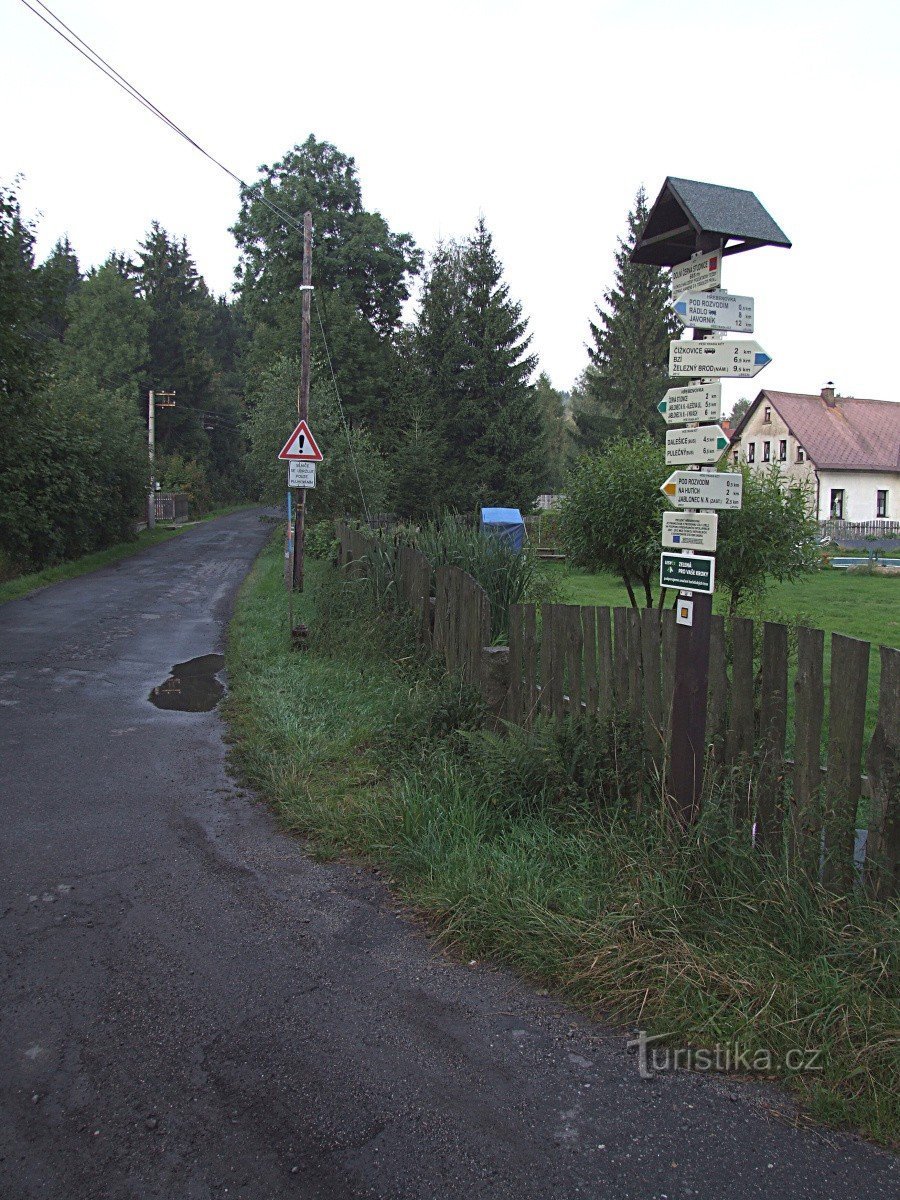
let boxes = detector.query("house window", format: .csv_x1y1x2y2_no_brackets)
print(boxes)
763,405,772,423
830,489,845,520
877,490,888,518
763,441,771,462
747,443,755,463
797,446,806,463
779,440,787,462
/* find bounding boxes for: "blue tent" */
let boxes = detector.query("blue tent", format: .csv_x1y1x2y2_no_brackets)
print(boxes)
480,507,525,552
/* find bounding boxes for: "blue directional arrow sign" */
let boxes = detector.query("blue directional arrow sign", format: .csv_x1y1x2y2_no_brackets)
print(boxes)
673,291,755,333
668,339,772,379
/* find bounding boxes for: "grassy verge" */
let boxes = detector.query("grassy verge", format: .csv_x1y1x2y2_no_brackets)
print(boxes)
0,505,253,607
225,538,899,1147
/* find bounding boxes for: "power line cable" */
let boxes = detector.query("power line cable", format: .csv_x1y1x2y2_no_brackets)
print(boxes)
22,0,372,517
20,0,311,238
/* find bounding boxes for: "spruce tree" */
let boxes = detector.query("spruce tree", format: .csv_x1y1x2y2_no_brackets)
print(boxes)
574,187,679,448
458,218,541,510
35,236,81,343
412,220,542,511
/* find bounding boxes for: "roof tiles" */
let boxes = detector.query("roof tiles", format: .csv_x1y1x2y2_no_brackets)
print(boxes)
760,391,900,471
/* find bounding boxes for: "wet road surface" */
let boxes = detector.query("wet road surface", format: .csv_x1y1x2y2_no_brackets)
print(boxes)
0,509,895,1198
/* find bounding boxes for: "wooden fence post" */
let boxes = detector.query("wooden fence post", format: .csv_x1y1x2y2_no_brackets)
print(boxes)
822,634,870,893
865,645,899,901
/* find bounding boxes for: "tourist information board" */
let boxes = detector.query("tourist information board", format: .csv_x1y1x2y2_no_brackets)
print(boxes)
657,383,722,426
669,339,771,379
660,551,716,595
671,250,721,294
673,291,754,333
660,470,743,510
661,511,718,553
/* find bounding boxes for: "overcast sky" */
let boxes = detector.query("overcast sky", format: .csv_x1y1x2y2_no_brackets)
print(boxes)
2,0,898,414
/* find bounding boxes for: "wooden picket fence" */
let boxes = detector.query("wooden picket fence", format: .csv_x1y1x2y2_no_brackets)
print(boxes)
336,523,899,899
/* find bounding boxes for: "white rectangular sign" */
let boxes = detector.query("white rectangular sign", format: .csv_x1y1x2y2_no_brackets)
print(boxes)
665,425,730,466
288,461,317,489
671,250,721,294
662,511,719,552
674,291,754,333
669,339,771,379
658,383,722,426
661,470,743,510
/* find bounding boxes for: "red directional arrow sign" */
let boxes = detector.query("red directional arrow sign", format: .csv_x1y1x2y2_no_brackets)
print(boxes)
277,419,323,462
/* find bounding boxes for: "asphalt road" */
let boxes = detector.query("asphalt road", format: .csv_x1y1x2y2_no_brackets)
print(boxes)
0,509,895,1199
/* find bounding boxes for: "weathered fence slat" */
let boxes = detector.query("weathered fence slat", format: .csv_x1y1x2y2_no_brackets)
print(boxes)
552,603,567,723
641,609,664,782
626,608,642,723
508,603,524,724
757,622,789,846
866,645,900,900
791,626,825,870
523,604,537,727
597,607,613,726
582,607,598,717
661,608,676,747
539,604,554,719
565,605,583,715
707,615,728,763
822,634,870,893
727,616,755,779
613,608,629,711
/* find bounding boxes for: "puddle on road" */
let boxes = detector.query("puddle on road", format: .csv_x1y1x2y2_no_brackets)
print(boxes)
148,654,225,712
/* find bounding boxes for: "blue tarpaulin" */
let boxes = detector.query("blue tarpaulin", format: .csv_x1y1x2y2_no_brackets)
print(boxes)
480,507,525,552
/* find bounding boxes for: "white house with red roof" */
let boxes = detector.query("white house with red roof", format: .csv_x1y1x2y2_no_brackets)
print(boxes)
729,386,900,523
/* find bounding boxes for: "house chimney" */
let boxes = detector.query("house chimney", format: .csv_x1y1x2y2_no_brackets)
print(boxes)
821,381,836,406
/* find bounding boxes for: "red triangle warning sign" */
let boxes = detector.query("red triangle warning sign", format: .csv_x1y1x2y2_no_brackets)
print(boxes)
277,420,323,462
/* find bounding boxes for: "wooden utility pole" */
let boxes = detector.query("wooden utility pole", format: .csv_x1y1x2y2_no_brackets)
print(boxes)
292,211,313,591
667,231,724,823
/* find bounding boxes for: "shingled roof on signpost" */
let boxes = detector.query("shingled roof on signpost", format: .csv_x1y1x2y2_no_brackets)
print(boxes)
631,177,792,266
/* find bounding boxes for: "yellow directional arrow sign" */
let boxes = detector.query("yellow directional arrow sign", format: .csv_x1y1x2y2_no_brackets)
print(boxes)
661,471,743,510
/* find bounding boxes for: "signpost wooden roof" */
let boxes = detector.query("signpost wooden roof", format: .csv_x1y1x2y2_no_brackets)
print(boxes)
631,177,792,266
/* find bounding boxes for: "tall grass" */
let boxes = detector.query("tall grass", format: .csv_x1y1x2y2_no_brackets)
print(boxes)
409,510,551,638
226,539,900,1146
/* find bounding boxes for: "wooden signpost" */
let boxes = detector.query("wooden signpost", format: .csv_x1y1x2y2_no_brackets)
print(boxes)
632,176,791,822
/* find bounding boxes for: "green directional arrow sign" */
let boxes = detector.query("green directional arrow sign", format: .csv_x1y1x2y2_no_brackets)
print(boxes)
657,383,722,426
665,424,730,465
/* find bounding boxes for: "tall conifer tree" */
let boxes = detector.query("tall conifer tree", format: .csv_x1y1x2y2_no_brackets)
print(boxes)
574,188,678,448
